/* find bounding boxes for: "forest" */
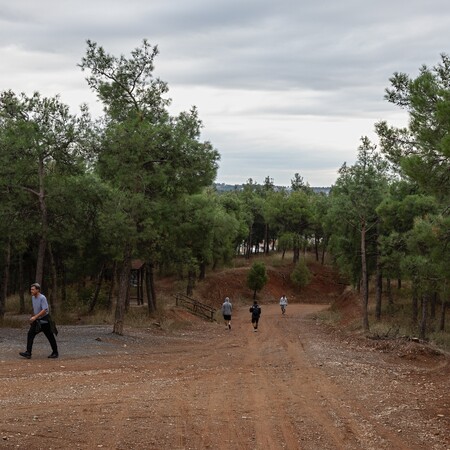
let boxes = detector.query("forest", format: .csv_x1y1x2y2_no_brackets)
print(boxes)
0,41,448,340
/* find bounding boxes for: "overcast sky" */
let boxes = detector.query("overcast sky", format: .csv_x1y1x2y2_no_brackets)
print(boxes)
1,1,449,186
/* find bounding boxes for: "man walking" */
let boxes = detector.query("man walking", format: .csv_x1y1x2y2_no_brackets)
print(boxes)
221,296,233,330
19,283,58,359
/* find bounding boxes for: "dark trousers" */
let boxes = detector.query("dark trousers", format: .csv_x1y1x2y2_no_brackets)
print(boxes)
27,321,58,354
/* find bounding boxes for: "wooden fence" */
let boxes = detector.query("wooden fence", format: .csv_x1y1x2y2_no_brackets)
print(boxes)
174,293,216,321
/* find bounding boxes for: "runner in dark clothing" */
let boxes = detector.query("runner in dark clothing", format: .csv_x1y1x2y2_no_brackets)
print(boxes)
249,300,261,332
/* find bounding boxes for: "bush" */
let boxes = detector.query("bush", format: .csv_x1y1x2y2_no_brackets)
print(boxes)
247,261,268,299
290,259,311,289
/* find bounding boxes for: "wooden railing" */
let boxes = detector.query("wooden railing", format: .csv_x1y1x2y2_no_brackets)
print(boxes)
174,293,216,321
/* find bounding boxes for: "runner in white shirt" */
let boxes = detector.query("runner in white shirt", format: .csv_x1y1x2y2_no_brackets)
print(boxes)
279,295,288,315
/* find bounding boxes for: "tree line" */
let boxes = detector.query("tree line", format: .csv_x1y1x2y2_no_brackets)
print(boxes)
0,41,448,337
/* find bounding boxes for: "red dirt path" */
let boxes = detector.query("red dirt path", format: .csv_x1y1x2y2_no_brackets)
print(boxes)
0,259,448,449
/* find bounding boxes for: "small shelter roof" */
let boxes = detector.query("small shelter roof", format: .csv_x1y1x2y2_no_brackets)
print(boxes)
131,259,145,270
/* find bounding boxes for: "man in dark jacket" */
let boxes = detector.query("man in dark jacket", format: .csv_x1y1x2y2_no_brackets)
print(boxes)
249,300,261,332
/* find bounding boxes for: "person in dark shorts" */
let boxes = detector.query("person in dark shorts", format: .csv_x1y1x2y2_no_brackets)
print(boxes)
279,294,288,315
221,296,233,329
249,300,261,332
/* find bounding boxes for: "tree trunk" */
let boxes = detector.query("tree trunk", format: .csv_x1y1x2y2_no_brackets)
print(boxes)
61,263,67,308
264,224,269,254
139,268,145,305
113,250,131,335
89,264,105,313
430,292,437,320
35,158,48,286
35,237,46,286
420,293,428,340
314,237,319,261
19,254,25,314
412,278,419,324
145,262,157,315
0,240,11,319
246,226,252,259
186,268,195,296
386,278,393,305
375,270,382,321
321,236,328,265
439,299,447,331
360,221,370,331
47,243,58,314
126,274,131,312
293,245,300,264
107,262,117,311
198,261,206,280
0,285,4,320
375,225,382,321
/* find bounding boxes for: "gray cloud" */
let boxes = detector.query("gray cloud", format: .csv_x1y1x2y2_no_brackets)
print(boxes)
1,0,449,186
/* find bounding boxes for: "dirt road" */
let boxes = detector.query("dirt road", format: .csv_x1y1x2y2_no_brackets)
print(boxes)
0,303,448,449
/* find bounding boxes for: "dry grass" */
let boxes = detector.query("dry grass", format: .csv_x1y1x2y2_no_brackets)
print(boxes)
0,315,24,328
323,280,450,352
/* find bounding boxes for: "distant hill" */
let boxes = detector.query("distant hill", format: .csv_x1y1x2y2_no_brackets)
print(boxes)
214,183,331,195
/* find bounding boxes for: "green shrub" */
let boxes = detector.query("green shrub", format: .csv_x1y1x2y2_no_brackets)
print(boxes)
247,261,268,299
290,259,311,289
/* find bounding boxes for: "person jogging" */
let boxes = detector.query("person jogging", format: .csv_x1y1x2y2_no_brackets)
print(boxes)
221,296,233,330
249,300,261,332
279,294,288,315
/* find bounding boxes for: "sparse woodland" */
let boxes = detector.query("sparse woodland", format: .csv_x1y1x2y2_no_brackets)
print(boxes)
0,42,448,343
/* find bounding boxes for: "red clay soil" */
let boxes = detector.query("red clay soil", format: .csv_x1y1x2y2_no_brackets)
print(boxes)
194,258,346,308
0,259,448,449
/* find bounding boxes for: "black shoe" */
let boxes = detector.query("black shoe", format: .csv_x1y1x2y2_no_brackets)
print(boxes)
19,352,31,359
48,352,59,359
